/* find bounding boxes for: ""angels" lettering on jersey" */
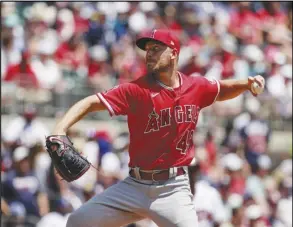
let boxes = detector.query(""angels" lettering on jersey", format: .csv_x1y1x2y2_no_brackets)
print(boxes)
144,105,200,133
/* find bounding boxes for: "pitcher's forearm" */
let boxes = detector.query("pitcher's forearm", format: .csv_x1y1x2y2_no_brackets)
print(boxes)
53,95,105,134
216,79,249,101
53,100,92,134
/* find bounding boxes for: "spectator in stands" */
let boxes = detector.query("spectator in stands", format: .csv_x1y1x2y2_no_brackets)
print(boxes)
85,11,107,47
218,175,232,207
193,178,228,227
3,51,39,88
227,194,245,227
113,2,131,41
94,130,113,163
2,146,49,218
96,152,122,192
36,198,72,227
31,40,62,90
244,204,270,227
54,33,89,77
30,144,52,198
112,34,147,84
46,163,83,211
240,106,271,168
1,26,21,78
70,2,89,34
113,132,131,179
1,198,11,216
198,131,217,175
3,104,49,148
228,2,262,45
70,130,100,197
24,3,59,56
257,2,287,28
246,155,272,216
1,135,20,173
87,45,114,91
275,177,292,227
179,48,203,77
221,153,246,195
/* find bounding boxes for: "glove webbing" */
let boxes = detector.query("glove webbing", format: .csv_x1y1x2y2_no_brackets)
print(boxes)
46,136,99,181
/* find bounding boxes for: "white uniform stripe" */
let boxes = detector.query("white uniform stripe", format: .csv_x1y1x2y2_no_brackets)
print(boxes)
212,79,220,104
151,29,157,38
156,71,183,91
156,80,174,90
97,93,115,116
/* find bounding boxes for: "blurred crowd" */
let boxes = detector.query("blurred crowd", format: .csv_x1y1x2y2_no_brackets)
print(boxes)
1,105,292,227
1,1,292,227
1,1,292,118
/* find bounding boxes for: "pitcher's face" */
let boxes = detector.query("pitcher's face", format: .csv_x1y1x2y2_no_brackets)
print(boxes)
145,41,176,73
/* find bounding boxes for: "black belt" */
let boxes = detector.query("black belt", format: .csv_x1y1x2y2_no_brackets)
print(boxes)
129,167,185,181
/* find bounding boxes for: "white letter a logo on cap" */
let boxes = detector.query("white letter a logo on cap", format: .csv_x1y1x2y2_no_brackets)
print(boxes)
151,29,157,38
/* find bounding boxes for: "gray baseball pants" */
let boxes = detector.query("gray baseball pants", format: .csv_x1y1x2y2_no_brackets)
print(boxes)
66,172,198,227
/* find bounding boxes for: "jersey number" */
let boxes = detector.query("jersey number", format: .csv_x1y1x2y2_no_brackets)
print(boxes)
176,129,194,154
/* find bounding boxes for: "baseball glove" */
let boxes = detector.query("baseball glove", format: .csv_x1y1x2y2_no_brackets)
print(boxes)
45,135,91,182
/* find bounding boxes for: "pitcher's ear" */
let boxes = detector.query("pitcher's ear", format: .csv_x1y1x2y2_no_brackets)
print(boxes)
171,49,178,60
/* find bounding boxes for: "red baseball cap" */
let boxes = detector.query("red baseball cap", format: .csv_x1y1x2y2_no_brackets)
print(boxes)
136,29,180,54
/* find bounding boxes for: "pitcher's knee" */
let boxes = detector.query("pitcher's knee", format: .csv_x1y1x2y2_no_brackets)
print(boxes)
66,207,104,227
66,212,82,227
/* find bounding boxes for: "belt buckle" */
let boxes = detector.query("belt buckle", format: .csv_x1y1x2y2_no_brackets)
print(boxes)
151,170,162,183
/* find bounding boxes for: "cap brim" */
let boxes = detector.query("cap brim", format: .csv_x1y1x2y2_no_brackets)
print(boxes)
136,37,166,51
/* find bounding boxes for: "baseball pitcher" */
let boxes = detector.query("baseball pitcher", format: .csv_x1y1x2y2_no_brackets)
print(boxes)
46,29,265,227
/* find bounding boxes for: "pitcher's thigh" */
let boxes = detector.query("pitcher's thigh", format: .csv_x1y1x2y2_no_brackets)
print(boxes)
149,189,198,227
66,200,142,227
150,205,198,227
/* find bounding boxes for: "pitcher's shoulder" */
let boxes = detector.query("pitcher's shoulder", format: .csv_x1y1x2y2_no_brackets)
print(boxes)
181,73,217,86
179,71,203,85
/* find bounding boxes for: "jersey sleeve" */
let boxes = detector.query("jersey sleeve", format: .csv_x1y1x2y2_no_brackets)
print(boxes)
198,77,220,108
96,83,137,116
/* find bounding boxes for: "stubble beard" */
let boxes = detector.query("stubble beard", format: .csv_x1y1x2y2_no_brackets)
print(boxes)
146,62,170,75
